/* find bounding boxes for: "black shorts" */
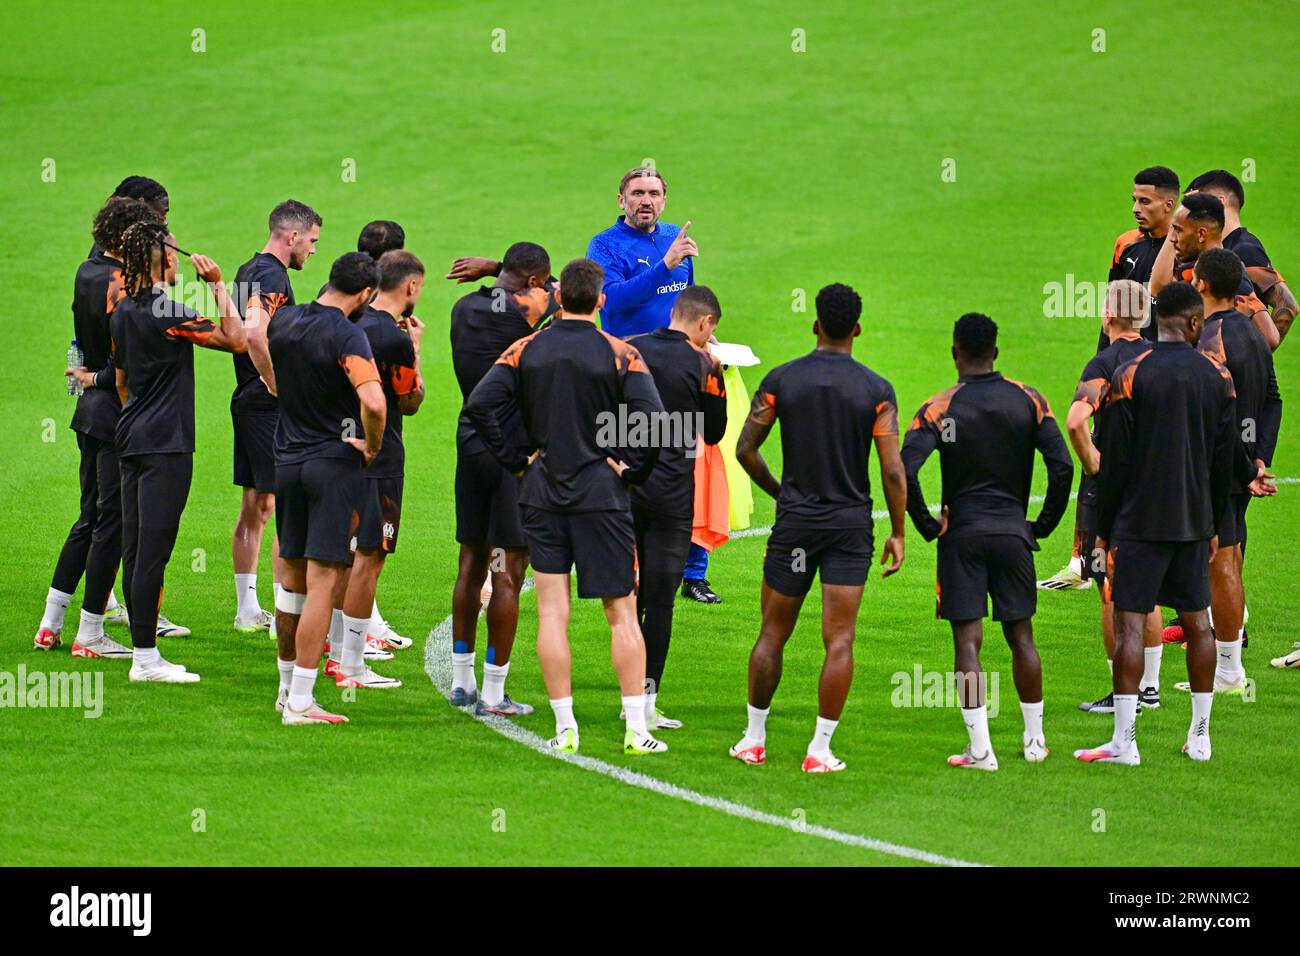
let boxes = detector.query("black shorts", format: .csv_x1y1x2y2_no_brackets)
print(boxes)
1074,473,1104,581
520,505,635,599
455,447,525,550
763,521,873,597
356,475,403,554
936,534,1036,621
275,458,365,564
232,409,278,494
1215,493,1249,549
1107,538,1210,613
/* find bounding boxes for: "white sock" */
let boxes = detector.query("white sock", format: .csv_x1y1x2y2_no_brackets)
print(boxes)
341,614,368,673
961,705,992,757
452,651,477,692
327,609,344,663
482,661,509,707
132,646,160,667
1112,694,1139,752
77,609,105,641
41,587,73,632
550,696,576,735
1215,638,1244,680
277,657,295,693
1189,691,1213,740
369,598,385,635
643,690,658,723
1106,658,1113,675
1020,700,1044,742
623,695,648,735
289,664,318,712
105,590,121,612
746,703,769,744
808,715,838,756
235,573,260,618
1142,645,1163,690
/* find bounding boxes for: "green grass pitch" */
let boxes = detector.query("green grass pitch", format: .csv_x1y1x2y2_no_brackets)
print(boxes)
1,0,1296,866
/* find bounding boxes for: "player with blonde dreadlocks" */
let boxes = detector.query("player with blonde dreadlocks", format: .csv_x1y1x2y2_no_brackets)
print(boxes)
111,220,248,682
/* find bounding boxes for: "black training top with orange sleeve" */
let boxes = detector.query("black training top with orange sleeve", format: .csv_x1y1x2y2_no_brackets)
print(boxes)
231,252,294,414
1173,254,1268,322
450,284,556,456
465,317,664,513
626,327,727,519
902,371,1073,544
1223,226,1286,299
267,302,379,466
70,252,127,442
748,350,898,528
1197,308,1282,489
1098,229,1162,350
359,305,419,479
1096,342,1237,542
110,287,216,457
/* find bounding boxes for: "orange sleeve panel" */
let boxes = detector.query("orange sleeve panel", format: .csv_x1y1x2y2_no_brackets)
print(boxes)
596,329,649,374
248,291,289,319
495,331,540,368
389,364,421,396
165,318,216,344
748,390,776,427
1197,319,1227,366
908,383,962,431
1073,377,1108,412
1196,351,1236,399
1006,377,1052,422
106,269,125,314
1106,351,1151,405
702,365,726,398
1112,229,1142,267
872,400,899,437
339,354,381,388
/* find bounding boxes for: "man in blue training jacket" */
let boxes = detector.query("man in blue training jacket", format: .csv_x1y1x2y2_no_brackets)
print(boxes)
587,166,721,604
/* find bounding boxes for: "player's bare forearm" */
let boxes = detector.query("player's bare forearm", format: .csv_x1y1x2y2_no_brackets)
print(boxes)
208,280,247,353
874,434,908,537
1066,402,1100,475
1263,281,1297,344
1149,236,1176,297
736,419,780,499
1250,308,1280,351
115,367,128,407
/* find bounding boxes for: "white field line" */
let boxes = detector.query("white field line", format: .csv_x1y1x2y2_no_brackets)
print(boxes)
730,477,1300,541
424,609,986,867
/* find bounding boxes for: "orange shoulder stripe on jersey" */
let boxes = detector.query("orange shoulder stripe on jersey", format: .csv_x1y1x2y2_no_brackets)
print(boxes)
909,383,964,431
1197,318,1227,365
1004,377,1053,423
596,328,648,374
1107,350,1152,404
1195,350,1236,398
495,330,542,368
249,290,289,319
1112,228,1142,267
339,354,381,388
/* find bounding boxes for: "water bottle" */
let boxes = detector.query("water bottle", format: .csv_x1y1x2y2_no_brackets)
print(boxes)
66,339,84,396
